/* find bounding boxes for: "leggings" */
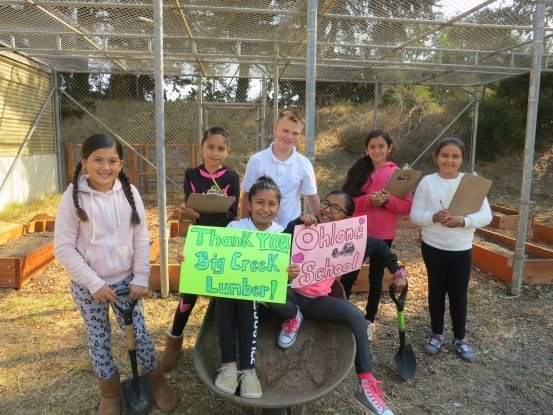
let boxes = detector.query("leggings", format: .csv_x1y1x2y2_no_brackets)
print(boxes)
170,293,198,336
340,239,393,322
421,242,472,340
70,276,158,379
268,287,372,374
216,298,258,370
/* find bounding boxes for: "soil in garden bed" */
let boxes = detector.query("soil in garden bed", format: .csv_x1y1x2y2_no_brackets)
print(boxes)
155,236,185,264
474,234,544,260
0,232,53,257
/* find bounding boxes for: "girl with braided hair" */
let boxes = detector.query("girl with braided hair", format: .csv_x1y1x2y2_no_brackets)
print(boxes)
54,133,176,414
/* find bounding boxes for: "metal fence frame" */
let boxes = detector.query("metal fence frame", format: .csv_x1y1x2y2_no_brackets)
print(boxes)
1,0,549,295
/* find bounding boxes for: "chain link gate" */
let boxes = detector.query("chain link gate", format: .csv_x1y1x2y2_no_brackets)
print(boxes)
58,73,477,197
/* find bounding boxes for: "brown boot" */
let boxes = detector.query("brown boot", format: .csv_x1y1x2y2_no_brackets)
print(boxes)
96,369,121,415
160,330,184,371
148,365,177,412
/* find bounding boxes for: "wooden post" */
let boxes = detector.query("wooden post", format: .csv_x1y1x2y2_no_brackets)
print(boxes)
65,143,75,184
128,146,137,186
144,146,149,193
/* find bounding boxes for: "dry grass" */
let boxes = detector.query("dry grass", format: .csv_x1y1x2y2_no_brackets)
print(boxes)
1,140,553,415
0,193,61,224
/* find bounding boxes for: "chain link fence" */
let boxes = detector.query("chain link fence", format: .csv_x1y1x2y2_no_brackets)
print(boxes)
59,74,475,195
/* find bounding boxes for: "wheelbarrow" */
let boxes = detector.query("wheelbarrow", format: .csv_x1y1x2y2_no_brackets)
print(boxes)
193,281,356,415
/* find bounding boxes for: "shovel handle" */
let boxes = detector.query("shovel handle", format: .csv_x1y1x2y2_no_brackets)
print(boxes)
390,280,408,312
112,287,138,325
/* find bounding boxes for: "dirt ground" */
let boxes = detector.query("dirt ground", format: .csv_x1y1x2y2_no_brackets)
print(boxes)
1,141,553,414
0,232,53,257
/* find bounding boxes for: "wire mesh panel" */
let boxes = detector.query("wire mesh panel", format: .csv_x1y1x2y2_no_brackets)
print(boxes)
0,1,550,83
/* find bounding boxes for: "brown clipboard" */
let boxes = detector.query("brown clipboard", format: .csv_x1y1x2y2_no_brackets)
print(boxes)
186,193,236,214
448,174,493,216
384,168,422,199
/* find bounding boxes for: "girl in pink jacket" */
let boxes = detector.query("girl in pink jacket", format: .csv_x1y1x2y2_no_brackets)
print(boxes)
54,133,176,414
341,129,412,341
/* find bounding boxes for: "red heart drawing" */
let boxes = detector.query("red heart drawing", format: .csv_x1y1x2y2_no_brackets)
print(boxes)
359,217,366,225
292,253,304,263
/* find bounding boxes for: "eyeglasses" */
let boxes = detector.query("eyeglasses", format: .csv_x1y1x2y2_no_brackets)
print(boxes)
320,199,347,215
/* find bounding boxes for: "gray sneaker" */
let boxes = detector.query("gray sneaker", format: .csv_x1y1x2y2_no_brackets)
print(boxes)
354,375,394,415
424,334,444,356
452,339,476,362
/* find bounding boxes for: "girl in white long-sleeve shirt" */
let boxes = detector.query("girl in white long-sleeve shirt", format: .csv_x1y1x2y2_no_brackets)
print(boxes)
410,137,492,363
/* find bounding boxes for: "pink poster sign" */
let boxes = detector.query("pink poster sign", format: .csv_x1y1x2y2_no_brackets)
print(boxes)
290,216,367,288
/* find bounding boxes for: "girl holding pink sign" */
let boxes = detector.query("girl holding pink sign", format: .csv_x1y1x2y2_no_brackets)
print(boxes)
268,190,407,415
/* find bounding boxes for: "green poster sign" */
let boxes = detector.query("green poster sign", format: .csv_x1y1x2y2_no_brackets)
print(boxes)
179,225,291,303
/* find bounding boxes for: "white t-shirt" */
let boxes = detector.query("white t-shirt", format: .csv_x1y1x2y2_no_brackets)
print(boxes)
410,172,492,251
227,217,283,233
241,143,318,228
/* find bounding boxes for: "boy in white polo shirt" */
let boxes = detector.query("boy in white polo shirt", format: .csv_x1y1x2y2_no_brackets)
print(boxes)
239,109,320,227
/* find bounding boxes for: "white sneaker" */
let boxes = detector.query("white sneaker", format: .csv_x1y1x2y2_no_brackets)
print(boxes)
354,375,394,415
214,366,238,395
277,307,303,349
366,320,376,342
239,370,262,398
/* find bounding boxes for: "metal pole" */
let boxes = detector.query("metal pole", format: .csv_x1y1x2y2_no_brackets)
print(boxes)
305,0,317,162
52,70,65,191
154,0,169,298
0,87,55,196
410,99,474,168
511,0,546,295
261,76,267,149
273,44,279,124
373,82,379,130
197,75,203,144
470,85,481,174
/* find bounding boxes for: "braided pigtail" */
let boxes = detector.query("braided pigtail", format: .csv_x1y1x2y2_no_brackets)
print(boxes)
119,170,140,225
72,161,89,221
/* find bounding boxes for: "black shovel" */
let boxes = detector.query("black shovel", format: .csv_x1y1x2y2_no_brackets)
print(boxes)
113,288,154,415
389,282,416,380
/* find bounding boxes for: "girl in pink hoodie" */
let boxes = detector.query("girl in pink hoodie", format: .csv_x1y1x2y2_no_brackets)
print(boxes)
341,130,412,340
54,133,176,414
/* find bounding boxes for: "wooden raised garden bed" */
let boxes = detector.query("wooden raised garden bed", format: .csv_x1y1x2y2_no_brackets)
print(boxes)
149,221,184,291
533,222,553,244
0,215,56,289
348,264,394,293
490,204,534,230
473,228,553,285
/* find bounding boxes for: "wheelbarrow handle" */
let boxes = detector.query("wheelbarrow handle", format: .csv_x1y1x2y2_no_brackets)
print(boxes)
389,280,409,312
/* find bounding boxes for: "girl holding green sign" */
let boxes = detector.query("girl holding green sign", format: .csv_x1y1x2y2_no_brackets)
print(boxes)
161,127,240,371
214,176,300,399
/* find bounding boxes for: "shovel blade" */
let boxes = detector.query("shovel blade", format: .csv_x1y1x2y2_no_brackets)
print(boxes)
394,343,417,381
121,376,155,415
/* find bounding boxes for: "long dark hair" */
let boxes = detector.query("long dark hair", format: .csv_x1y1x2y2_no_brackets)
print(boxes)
72,134,140,225
325,190,355,216
248,176,281,203
202,127,230,145
342,129,393,198
434,137,466,159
